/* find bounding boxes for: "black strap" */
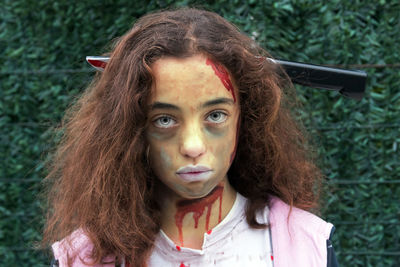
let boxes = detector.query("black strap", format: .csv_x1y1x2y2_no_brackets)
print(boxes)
327,226,339,267
50,258,59,267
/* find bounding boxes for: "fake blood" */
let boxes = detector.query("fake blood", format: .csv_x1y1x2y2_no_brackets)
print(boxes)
206,58,236,103
87,59,107,69
179,263,187,267
175,185,224,246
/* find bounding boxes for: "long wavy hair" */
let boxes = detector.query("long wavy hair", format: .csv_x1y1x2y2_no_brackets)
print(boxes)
43,7,322,267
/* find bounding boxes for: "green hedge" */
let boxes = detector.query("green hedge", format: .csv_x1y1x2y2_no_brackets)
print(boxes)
1,0,399,266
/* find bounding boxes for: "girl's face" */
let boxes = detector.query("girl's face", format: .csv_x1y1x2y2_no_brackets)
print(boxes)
146,54,240,200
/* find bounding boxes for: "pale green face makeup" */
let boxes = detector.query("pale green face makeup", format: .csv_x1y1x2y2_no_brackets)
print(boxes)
145,54,240,200
160,147,172,169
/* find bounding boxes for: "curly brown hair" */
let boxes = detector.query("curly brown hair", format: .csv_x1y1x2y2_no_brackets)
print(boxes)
43,7,322,267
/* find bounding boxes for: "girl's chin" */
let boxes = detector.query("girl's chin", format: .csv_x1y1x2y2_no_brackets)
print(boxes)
177,183,223,200
175,188,211,200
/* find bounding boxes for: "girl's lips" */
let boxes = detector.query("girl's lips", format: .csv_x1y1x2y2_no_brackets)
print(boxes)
176,165,213,182
176,171,213,182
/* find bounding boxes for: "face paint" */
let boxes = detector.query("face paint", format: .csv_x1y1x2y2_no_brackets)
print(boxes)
229,114,241,164
160,147,172,169
206,58,236,103
174,185,224,246
204,122,228,138
146,55,240,200
147,131,164,140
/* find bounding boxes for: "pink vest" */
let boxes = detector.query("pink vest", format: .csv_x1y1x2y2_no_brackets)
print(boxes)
52,197,333,267
268,196,333,266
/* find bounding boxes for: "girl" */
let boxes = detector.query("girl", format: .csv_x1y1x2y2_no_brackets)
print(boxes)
44,8,338,267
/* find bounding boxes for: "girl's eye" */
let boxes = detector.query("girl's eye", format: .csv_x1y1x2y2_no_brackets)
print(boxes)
206,111,227,124
153,116,176,128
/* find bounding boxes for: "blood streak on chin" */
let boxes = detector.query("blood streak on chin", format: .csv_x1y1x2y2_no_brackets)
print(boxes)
206,58,236,103
175,185,224,246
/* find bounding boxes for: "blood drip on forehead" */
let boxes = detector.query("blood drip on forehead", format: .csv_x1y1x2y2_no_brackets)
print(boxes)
206,58,236,103
174,185,224,246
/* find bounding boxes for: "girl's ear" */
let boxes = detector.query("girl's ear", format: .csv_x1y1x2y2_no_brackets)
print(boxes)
86,56,110,71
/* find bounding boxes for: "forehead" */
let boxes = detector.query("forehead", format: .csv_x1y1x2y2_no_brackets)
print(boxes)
150,55,237,104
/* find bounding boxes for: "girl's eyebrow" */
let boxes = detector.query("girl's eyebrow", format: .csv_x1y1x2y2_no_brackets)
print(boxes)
202,98,234,108
150,97,234,111
150,102,179,111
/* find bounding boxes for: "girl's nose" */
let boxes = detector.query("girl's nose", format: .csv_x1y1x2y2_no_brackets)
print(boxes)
180,124,206,159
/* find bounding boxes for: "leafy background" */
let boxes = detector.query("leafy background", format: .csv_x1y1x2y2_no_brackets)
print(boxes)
1,0,399,266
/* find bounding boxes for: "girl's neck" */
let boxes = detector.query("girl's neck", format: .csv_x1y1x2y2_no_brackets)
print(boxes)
158,179,237,249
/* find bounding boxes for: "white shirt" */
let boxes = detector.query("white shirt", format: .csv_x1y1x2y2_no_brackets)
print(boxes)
148,193,274,267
